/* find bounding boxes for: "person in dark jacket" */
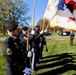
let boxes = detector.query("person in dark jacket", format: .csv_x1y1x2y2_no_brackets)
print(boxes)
70,31,75,45
2,24,27,75
19,26,32,69
19,26,29,52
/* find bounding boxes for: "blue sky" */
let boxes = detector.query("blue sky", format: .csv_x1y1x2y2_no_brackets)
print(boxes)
23,0,48,25
74,0,76,2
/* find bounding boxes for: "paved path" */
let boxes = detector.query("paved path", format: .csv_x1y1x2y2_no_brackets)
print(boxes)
0,36,71,41
1,35,76,41
47,35,76,39
0,37,6,41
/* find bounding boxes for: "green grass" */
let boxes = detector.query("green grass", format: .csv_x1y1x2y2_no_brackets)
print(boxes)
1,38,76,75
36,38,76,75
51,31,58,36
0,33,7,37
0,42,6,75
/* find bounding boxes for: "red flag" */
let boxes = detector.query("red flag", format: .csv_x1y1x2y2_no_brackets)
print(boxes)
67,17,75,22
64,0,76,4
73,4,76,10
64,0,72,4
68,1,76,4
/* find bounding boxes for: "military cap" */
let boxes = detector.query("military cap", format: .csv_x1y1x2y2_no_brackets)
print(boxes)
22,26,28,30
35,25,40,28
6,24,18,31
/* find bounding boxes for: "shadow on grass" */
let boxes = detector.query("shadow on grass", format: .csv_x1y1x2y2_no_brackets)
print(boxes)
71,44,76,46
37,53,76,75
40,53,74,63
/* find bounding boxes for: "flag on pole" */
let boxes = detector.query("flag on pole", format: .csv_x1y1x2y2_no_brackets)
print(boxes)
43,0,76,30
43,0,59,27
56,0,76,30
44,0,56,20
73,4,76,20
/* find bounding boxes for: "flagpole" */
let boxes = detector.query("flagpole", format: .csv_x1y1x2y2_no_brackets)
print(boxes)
31,0,36,73
32,13,34,30
32,0,36,30
46,22,50,30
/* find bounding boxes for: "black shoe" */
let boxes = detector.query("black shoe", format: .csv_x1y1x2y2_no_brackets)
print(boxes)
46,48,48,52
40,57,43,59
34,67,38,71
37,61,40,64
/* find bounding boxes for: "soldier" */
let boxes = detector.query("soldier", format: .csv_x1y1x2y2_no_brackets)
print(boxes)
34,25,41,63
20,26,37,71
35,26,48,59
19,26,29,52
43,30,48,52
39,32,48,59
34,25,45,61
70,31,75,45
2,24,26,75
19,26,31,68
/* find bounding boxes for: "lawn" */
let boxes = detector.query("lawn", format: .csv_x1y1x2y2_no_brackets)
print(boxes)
0,41,6,75
0,38,76,75
0,33,7,37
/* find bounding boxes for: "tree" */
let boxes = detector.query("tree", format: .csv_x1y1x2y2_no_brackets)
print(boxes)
0,0,31,34
11,1,31,27
37,19,50,31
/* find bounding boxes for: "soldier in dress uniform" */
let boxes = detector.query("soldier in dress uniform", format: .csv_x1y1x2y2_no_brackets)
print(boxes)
43,32,48,52
19,26,32,69
34,25,43,62
35,25,48,59
19,26,29,52
35,25,40,61
39,32,45,59
2,24,27,75
30,25,46,71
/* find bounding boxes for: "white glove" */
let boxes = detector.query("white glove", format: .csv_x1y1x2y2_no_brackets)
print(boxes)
27,51,32,57
39,43,42,47
40,30,44,34
23,67,32,74
31,48,34,52
44,30,47,32
31,30,35,34
43,45,46,47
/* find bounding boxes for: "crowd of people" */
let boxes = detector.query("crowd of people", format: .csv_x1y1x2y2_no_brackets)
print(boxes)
2,23,48,75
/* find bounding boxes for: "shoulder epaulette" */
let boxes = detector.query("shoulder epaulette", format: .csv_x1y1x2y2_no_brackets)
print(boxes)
5,37,9,40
